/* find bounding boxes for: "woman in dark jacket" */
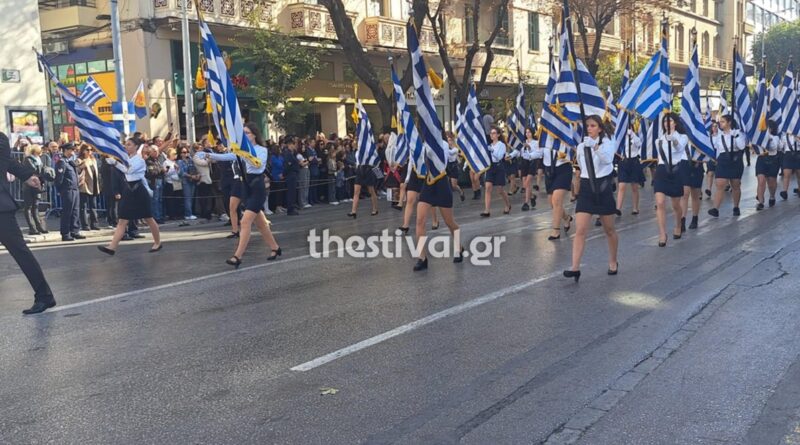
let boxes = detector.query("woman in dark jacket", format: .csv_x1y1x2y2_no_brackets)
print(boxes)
22,144,48,235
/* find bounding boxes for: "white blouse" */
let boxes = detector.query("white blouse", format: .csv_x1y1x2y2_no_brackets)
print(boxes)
521,139,543,160
655,132,689,166
761,134,781,156
124,154,146,182
620,130,642,158
489,141,507,163
208,144,269,175
711,130,747,156
576,136,615,178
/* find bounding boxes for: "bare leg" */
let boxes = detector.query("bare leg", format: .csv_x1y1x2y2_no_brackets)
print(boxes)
105,218,129,251
438,206,459,234
767,177,777,200
484,182,494,213
229,197,241,233
550,189,567,237
680,186,691,218
690,188,701,216
368,186,378,213
671,197,682,236
432,208,440,228
570,212,592,271
233,210,257,259
616,182,627,212
655,192,667,242
756,175,767,205
731,179,742,207
523,174,533,205
253,211,279,250
450,177,463,197
632,183,640,213
402,191,419,228
783,169,794,193
499,185,511,211
600,214,619,270
415,201,431,260
712,178,727,209
350,184,363,214
143,218,160,248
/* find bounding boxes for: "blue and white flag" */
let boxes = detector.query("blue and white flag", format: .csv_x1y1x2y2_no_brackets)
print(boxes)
355,101,378,166
540,56,577,149
606,86,618,121
36,51,128,167
769,72,784,127
733,49,755,143
528,104,537,129
618,26,671,120
390,64,423,173
781,62,797,134
507,81,527,151
111,101,136,135
679,44,715,160
719,86,730,115
79,76,107,108
199,12,261,167
704,95,713,133
455,85,491,173
407,21,448,183
752,67,770,153
613,59,631,157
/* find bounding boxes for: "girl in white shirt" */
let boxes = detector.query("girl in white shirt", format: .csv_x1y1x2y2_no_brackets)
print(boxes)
446,132,465,202
708,114,747,217
755,120,781,210
780,132,800,200
520,127,540,211
615,128,643,215
481,127,512,217
653,114,687,246
563,115,618,282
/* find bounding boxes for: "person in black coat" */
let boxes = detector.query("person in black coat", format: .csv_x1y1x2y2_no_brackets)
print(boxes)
54,142,85,241
100,154,125,227
0,132,56,314
282,138,300,216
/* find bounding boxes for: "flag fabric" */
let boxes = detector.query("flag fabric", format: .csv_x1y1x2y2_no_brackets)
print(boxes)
719,86,730,115
781,63,797,134
407,21,448,184
620,59,631,94
733,50,755,143
552,8,607,122
679,44,715,160
79,76,107,108
507,81,527,151
618,26,671,120
132,80,148,119
198,12,261,167
355,101,378,166
390,64,424,174
613,59,632,157
704,95,713,133
769,72,784,127
35,51,128,167
527,103,537,130
752,67,770,153
539,56,577,148
111,101,136,135
606,86,618,122
455,85,491,173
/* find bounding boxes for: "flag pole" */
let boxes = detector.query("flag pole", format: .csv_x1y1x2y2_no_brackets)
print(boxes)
562,0,596,194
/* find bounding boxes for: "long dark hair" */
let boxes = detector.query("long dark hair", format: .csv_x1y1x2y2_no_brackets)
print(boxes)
245,122,265,146
661,112,685,134
489,126,506,144
720,114,738,130
585,115,608,143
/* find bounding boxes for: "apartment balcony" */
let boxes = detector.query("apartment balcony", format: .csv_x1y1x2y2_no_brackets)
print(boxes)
574,30,623,58
39,0,99,34
152,0,275,26
360,16,436,52
280,2,357,41
470,48,517,84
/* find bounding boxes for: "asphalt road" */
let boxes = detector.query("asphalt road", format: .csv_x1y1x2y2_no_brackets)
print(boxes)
2,168,800,445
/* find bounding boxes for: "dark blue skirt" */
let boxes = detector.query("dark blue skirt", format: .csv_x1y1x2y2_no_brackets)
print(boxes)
706,161,716,173
231,180,244,199
519,159,533,177
679,160,704,189
544,163,572,194
243,174,266,212
355,165,377,188
575,175,616,215
406,171,424,193
756,154,780,177
485,163,507,186
446,161,460,179
618,157,645,184
716,152,745,179
419,177,453,208
782,151,800,170
654,164,684,197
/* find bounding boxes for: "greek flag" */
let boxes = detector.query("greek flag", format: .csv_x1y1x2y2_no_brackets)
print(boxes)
606,87,618,121
679,45,715,160
455,85,491,173
613,59,631,156
552,8,607,122
408,21,448,183
528,104,537,129
719,86,730,115
199,13,261,167
79,76,106,107
704,95,713,133
111,101,136,134
540,56,577,148
355,101,378,166
781,63,797,134
35,51,128,167
752,67,770,153
507,81,527,151
769,71,784,127
390,65,422,171
618,27,671,119
733,50,755,143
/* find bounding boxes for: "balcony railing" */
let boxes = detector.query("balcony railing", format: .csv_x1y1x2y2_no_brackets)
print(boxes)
152,0,274,25
39,0,96,10
280,2,357,41
360,16,436,52
39,0,98,33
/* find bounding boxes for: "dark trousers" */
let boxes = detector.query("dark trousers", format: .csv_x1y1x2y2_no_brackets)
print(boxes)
22,193,45,233
285,173,298,213
220,181,232,216
164,183,183,219
59,189,80,236
195,182,213,219
309,172,320,203
0,211,54,303
79,193,98,229
104,192,118,226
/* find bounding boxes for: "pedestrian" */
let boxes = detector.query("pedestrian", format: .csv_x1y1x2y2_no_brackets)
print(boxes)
269,144,285,213
755,120,781,210
563,115,619,282
780,130,800,200
21,144,49,235
77,145,102,231
520,127,540,211
145,145,165,223
177,142,198,220
204,122,281,267
308,140,320,204
297,142,311,208
0,132,56,314
283,138,300,216
54,142,85,241
193,140,214,220
100,155,124,227
445,132,465,202
98,139,162,255
162,147,183,220
615,127,644,216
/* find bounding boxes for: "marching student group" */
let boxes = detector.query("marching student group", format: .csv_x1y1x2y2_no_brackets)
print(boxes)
5,5,800,315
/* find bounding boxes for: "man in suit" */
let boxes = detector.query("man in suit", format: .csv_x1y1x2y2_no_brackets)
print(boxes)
54,142,85,241
0,132,57,314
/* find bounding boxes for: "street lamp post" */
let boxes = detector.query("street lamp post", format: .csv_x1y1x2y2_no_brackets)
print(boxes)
110,0,129,137
181,0,195,141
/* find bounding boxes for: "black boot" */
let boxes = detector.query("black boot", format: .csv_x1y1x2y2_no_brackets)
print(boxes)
680,217,686,233
689,215,698,230
472,189,481,200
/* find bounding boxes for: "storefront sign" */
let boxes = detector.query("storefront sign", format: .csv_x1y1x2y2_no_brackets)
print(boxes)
1,69,20,83
8,109,45,144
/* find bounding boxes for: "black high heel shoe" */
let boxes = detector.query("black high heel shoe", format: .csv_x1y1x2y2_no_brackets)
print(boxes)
658,238,667,247
226,232,240,239
97,246,116,256
413,258,428,271
548,228,561,241
608,262,619,275
673,232,682,240
347,212,357,219
431,223,439,230
267,247,282,261
453,246,465,263
480,212,491,217
148,244,163,253
398,226,410,235
563,270,581,282
226,256,242,269
564,215,573,232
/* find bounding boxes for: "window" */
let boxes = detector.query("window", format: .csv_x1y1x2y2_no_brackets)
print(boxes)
368,0,384,17
703,0,710,16
690,0,696,12
675,25,684,58
702,31,710,58
528,12,540,51
496,8,511,46
464,5,475,43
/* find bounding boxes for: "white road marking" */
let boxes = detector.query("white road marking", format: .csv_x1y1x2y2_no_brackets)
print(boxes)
290,270,563,372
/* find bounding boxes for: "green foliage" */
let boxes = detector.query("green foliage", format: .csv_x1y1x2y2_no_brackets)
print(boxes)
234,24,321,113
594,55,650,96
272,99,315,133
752,20,800,77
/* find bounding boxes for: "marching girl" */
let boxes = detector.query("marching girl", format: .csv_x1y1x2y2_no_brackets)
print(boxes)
615,126,644,215
563,115,619,282
98,139,162,256
398,153,439,232
543,135,574,241
653,114,688,246
206,123,281,267
708,114,747,217
755,120,781,210
446,132,465,202
520,127,541,211
481,127,512,217
704,120,718,199
780,131,800,201
679,136,706,231
413,160,463,272
505,139,521,196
